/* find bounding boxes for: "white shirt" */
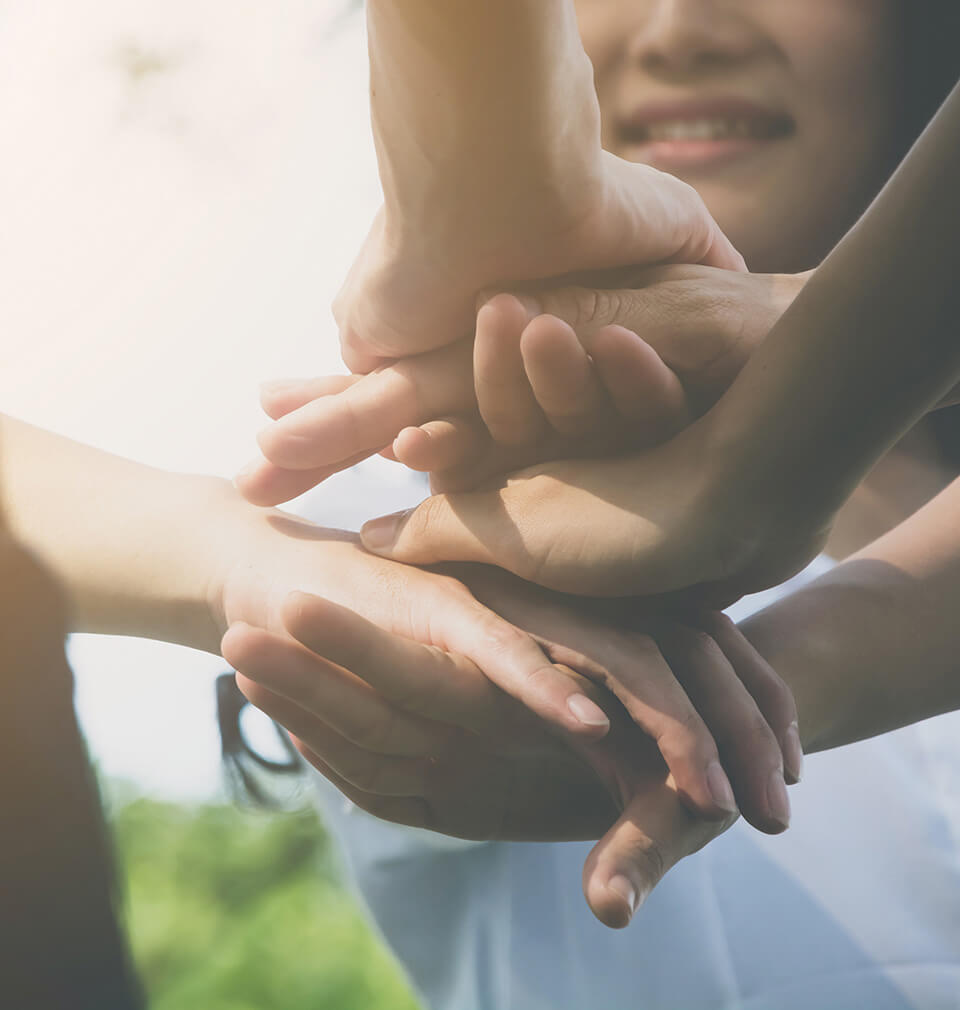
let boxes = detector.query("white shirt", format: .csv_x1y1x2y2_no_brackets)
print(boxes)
303,464,960,1010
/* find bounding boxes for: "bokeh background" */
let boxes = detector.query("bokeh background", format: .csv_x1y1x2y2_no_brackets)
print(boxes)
1,2,423,1004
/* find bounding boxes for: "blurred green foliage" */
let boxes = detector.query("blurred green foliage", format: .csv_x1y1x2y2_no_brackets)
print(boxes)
111,793,423,1010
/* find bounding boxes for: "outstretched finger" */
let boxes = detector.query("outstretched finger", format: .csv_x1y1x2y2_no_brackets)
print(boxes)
657,623,791,834
278,592,524,739
699,612,804,784
223,621,447,756
257,341,473,471
239,679,433,798
284,590,614,744
260,375,361,421
234,449,375,507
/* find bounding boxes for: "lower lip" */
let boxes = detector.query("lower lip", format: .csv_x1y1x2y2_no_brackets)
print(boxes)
622,135,786,171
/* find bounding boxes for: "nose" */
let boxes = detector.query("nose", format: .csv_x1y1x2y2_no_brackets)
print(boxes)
627,0,764,77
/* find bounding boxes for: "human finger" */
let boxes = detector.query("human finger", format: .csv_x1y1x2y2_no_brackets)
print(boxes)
222,622,448,756
393,416,484,473
281,591,611,743
238,678,433,797
259,375,361,421
520,315,617,437
474,294,548,445
584,325,691,443
295,738,434,829
699,612,804,784
656,622,791,833
582,778,733,929
257,341,473,470
234,449,375,507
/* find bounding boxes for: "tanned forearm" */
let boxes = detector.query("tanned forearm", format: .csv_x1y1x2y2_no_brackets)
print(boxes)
742,476,960,754
713,81,960,523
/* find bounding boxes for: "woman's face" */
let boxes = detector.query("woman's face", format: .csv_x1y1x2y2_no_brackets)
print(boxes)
577,0,906,271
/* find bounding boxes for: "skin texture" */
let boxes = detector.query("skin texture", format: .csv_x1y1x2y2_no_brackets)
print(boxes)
0,416,801,833
335,0,742,375
357,81,960,603
227,475,960,926
241,0,910,500
582,0,906,272
237,267,806,504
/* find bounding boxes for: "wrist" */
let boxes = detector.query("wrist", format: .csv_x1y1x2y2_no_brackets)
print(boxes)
65,471,245,655
369,0,603,262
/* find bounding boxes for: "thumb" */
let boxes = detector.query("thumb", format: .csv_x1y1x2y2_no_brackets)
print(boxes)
360,492,512,569
582,785,734,929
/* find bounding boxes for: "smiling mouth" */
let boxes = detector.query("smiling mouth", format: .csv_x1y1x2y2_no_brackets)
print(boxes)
622,115,794,144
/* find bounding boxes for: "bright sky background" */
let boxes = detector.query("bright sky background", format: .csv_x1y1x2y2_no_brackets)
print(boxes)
0,0,404,799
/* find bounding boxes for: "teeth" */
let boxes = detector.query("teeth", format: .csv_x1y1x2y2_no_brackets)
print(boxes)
645,118,753,141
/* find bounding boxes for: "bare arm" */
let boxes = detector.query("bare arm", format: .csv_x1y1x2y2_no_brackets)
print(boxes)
356,81,960,601
743,475,960,754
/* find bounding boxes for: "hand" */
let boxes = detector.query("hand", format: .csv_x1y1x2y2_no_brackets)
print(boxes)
209,498,799,827
225,592,796,927
357,411,834,605
238,267,804,505
339,155,745,373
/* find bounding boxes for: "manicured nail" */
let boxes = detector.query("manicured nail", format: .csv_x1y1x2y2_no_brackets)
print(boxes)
706,761,738,815
767,768,791,830
361,511,408,551
567,694,610,730
784,722,804,783
607,875,637,923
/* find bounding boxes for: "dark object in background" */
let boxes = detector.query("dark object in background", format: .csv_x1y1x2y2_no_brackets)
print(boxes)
216,672,304,808
0,535,143,1010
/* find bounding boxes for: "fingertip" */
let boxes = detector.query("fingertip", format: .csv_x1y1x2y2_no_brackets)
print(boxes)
220,621,254,665
233,459,309,507
359,511,407,555
567,693,611,736
585,870,640,930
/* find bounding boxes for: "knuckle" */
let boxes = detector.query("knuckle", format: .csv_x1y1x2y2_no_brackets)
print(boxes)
657,708,711,760
626,837,667,888
477,613,529,657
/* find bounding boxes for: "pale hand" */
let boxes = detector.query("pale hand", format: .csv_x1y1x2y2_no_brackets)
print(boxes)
238,267,804,505
224,585,799,927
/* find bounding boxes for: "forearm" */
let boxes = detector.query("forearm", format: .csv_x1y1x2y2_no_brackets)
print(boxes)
741,476,960,753
713,81,960,520
368,0,600,244
0,415,233,653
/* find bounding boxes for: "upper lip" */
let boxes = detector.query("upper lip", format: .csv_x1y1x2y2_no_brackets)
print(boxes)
619,96,794,140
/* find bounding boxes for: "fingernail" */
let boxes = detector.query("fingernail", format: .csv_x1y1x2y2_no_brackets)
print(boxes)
784,722,804,783
360,511,408,551
567,694,610,730
767,768,791,830
607,875,637,922
706,761,739,815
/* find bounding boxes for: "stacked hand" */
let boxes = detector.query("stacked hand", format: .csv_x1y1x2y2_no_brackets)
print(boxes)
223,571,800,927
238,267,805,504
